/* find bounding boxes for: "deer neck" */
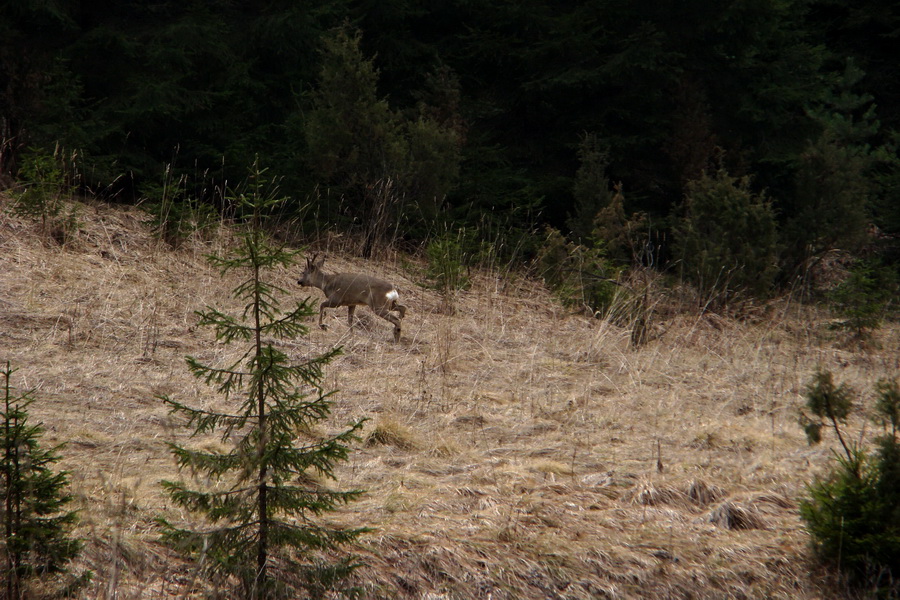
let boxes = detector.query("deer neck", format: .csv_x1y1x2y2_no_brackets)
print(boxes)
310,269,332,290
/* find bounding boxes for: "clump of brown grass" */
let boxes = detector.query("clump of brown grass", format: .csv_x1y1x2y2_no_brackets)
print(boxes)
622,478,689,508
686,479,727,507
708,500,768,530
365,417,419,450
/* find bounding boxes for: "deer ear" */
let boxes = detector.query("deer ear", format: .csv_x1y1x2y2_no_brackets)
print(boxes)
316,255,326,268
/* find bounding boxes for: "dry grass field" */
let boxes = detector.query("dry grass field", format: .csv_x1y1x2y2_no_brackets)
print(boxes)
1,195,898,599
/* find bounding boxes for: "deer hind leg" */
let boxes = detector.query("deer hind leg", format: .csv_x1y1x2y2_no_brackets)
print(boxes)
373,305,402,342
392,301,407,319
347,304,356,327
385,290,406,319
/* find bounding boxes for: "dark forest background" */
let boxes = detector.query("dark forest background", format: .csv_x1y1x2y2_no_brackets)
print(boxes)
2,0,899,301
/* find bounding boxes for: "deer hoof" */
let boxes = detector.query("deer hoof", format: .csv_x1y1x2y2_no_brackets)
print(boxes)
320,324,328,331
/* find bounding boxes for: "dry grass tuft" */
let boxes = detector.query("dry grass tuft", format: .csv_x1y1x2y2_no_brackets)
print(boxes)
708,500,768,530
2,194,898,599
623,478,689,508
364,417,420,450
685,479,727,507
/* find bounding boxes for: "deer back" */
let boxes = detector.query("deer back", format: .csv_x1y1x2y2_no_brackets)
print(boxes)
323,272,397,307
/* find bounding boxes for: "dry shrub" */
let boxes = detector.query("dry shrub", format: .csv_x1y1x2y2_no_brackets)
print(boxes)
688,431,719,450
365,417,419,450
685,479,726,507
708,501,767,530
748,492,794,511
623,479,689,508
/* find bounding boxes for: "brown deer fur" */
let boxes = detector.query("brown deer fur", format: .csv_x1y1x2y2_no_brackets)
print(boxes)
298,254,407,342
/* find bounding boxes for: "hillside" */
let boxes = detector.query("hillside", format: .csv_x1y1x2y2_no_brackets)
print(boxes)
1,195,897,599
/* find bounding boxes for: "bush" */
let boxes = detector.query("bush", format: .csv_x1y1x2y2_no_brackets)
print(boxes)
10,146,81,244
143,166,219,248
799,371,900,594
537,227,619,317
674,168,778,305
426,230,471,293
828,260,897,339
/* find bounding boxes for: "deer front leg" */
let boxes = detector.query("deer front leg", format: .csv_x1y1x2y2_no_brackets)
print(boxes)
347,304,356,327
319,298,345,330
318,304,328,330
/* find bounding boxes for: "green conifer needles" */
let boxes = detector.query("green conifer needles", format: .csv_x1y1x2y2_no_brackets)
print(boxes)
799,370,900,592
158,168,366,599
2,362,83,599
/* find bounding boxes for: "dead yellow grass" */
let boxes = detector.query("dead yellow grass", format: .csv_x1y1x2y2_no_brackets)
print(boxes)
1,194,897,599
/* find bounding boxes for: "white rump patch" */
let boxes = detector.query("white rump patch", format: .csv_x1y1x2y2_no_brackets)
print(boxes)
386,289,400,302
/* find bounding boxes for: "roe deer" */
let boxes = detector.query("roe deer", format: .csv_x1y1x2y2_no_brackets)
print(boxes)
298,254,408,342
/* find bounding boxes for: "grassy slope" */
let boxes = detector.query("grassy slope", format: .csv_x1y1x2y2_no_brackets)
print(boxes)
1,196,897,599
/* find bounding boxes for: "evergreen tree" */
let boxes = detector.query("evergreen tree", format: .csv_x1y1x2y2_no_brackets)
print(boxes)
785,61,879,275
568,133,615,245
1,362,83,600
0,0,79,175
305,24,460,255
828,259,897,339
799,371,900,593
674,168,779,304
568,133,647,265
305,24,405,257
158,165,367,599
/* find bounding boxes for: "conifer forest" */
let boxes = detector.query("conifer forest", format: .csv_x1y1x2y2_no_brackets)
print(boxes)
3,0,898,279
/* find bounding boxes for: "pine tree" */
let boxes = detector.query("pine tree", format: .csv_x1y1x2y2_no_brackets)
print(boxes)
567,133,615,246
786,60,879,275
828,259,898,340
799,371,900,593
305,24,461,256
158,165,367,599
305,24,404,258
1,362,83,600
